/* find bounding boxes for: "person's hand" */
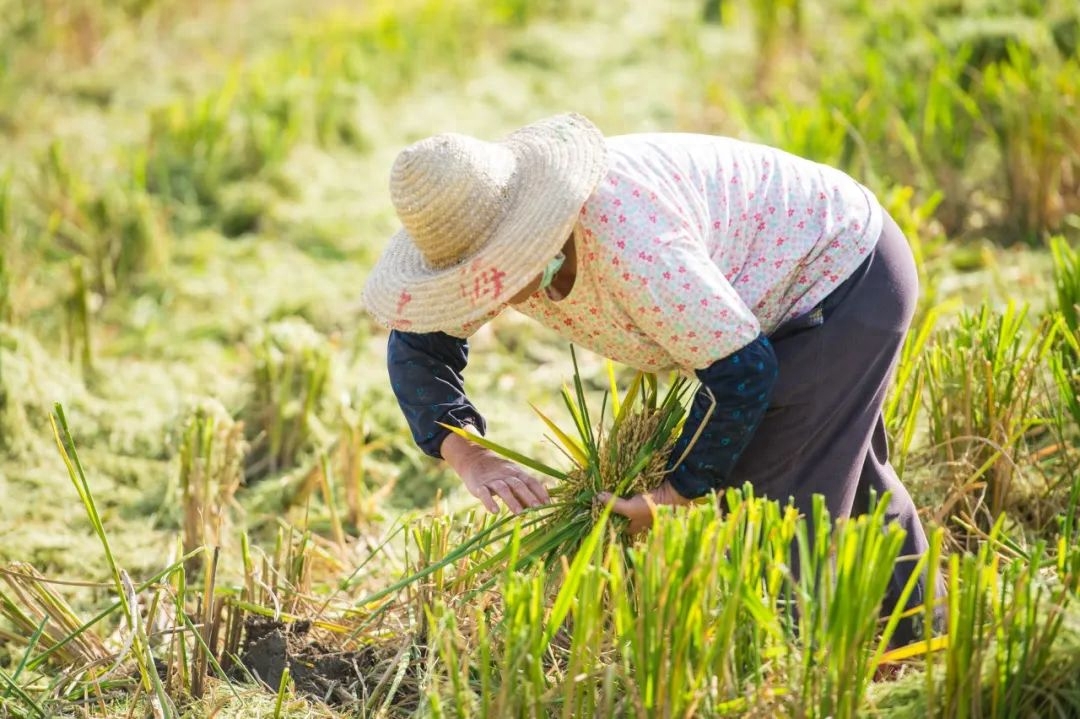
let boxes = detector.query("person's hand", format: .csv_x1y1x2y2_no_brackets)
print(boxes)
596,480,692,535
441,430,550,514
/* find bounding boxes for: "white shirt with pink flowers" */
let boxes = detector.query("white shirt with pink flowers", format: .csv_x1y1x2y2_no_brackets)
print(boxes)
454,132,882,371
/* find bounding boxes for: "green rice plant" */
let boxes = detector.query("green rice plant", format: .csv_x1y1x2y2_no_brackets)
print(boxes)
289,0,490,99
50,403,177,716
0,584,50,716
701,0,723,23
1051,235,1080,337
439,349,697,580
406,512,498,619
1060,492,1080,596
875,40,987,236
871,518,1080,718
423,488,945,718
612,497,772,717
552,536,621,718
425,504,616,717
424,601,475,717
31,141,167,297
738,97,852,169
938,526,1075,716
749,0,803,89
244,319,333,480
63,259,94,376
880,185,948,315
272,664,291,718
281,0,590,122
272,524,314,608
922,301,1058,541
483,570,552,715
789,494,936,719
1049,331,1080,571
984,545,1079,717
980,44,1080,240
884,304,943,479
176,399,247,575
335,401,394,530
143,71,301,228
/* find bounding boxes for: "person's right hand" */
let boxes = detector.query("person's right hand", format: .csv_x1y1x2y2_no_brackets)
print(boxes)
441,430,550,514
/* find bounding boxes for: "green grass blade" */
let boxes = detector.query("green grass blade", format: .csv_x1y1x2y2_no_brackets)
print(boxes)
350,511,537,610
50,406,123,592
178,611,243,701
563,345,600,464
530,403,588,467
614,372,644,428
439,423,567,479
10,619,47,686
0,666,44,718
542,504,612,646
28,551,200,671
606,360,622,419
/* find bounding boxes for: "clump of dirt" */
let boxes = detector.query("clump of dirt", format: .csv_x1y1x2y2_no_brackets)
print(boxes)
236,617,394,707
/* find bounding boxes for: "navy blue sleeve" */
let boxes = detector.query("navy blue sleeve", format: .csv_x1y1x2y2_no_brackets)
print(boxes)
386,330,488,459
666,333,779,499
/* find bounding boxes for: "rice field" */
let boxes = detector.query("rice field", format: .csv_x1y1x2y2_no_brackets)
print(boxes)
1,0,1078,716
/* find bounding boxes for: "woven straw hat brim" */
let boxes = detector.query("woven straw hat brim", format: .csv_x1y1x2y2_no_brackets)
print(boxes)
362,113,607,335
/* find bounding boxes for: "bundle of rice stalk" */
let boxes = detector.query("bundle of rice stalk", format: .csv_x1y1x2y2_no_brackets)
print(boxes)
355,348,701,609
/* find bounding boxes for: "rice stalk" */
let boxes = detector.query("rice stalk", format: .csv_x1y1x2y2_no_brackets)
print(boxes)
336,402,394,530
0,563,110,668
922,301,1058,543
425,503,617,716
64,259,94,376
50,403,176,716
21,552,198,675
1051,235,1080,337
980,44,1080,239
791,495,919,719
354,348,697,618
444,348,696,580
177,399,247,575
245,319,333,481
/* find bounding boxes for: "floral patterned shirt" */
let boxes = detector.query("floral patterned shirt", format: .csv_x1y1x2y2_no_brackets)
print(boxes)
387,133,884,496
453,132,882,371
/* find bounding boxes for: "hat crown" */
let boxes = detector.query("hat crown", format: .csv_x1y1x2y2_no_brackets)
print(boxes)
390,134,518,270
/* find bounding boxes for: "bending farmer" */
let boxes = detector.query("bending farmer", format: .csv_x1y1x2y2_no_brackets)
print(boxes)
361,112,943,644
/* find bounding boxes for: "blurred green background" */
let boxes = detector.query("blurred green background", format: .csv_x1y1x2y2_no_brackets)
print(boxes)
0,0,1077,644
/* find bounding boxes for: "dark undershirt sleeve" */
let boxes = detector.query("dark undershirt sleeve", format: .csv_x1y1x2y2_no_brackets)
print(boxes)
386,330,487,459
666,333,779,499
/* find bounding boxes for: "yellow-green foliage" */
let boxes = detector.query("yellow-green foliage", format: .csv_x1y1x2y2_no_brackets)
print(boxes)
425,494,1080,719
245,319,334,480
0,0,1079,716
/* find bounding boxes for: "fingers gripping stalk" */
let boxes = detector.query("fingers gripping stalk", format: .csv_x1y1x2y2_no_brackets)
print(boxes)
441,428,551,513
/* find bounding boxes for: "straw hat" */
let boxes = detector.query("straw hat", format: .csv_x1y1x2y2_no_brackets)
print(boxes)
362,112,608,334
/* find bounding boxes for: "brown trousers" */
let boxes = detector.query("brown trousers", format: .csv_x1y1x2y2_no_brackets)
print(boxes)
733,211,945,645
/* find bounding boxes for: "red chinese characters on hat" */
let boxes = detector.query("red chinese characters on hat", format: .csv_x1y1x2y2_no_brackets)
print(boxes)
458,259,508,307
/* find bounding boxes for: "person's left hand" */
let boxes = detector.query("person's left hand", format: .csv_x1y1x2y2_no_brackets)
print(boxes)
596,480,692,535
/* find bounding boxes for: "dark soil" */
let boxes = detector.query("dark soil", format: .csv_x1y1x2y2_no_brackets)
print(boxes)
236,616,389,707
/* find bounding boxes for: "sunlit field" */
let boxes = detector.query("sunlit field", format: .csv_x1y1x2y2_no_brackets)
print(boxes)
1,0,1078,716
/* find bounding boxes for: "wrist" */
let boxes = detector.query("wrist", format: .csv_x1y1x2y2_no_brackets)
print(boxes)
654,479,692,507
440,425,486,472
